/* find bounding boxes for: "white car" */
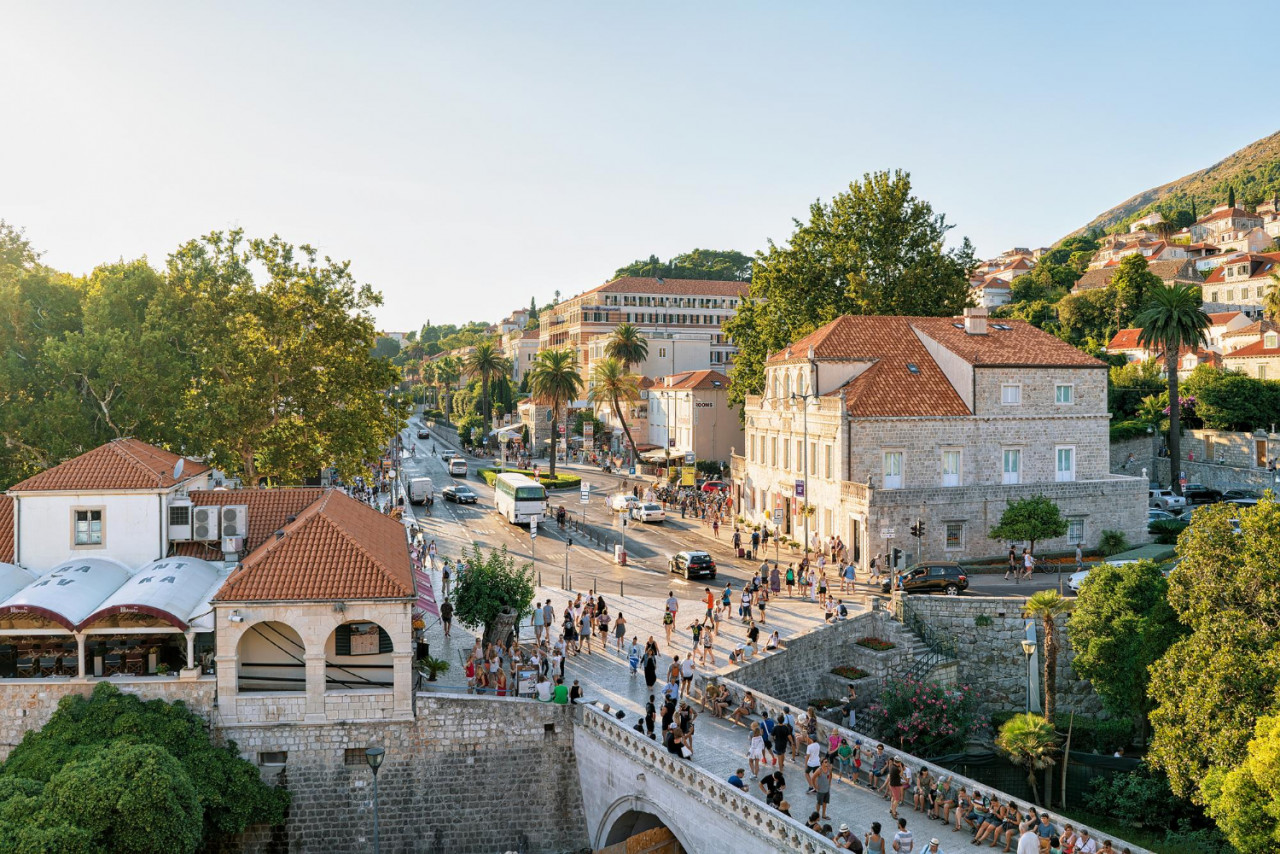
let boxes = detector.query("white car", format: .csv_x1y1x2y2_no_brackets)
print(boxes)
1148,488,1186,511
610,494,641,513
629,502,666,523
1068,558,1142,592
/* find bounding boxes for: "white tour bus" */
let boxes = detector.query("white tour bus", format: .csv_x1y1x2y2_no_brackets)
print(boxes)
493,472,547,525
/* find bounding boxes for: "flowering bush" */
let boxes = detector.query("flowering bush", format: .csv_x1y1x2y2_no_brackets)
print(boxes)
832,665,870,680
863,677,985,757
856,636,895,651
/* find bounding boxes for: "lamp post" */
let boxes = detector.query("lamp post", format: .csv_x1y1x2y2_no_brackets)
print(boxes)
790,391,817,565
564,536,573,590
366,746,385,853
1020,639,1036,714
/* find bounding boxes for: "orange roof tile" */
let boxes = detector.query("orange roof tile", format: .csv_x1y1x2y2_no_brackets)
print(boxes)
0,496,12,563
171,488,327,559
1107,329,1149,352
659,369,731,390
1223,319,1279,339
583,277,750,298
1223,337,1280,358
1202,252,1280,284
1207,311,1245,325
912,317,1104,368
214,490,413,602
1196,206,1261,225
9,439,210,493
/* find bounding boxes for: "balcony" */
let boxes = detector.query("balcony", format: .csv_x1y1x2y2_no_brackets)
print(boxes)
841,481,870,503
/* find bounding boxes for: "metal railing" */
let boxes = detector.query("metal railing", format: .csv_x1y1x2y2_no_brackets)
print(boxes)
895,596,959,683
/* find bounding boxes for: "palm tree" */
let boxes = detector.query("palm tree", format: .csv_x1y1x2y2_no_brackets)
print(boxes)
434,355,461,419
605,322,649,372
527,348,583,477
1024,590,1074,724
464,340,512,446
996,713,1059,806
1265,271,1280,321
1135,283,1210,495
588,357,641,460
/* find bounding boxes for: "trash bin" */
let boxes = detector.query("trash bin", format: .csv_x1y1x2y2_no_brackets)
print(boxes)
614,545,627,566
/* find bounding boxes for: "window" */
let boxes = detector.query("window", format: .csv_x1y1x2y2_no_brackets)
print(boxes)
1002,449,1021,485
73,509,103,546
945,523,964,551
795,440,803,472
343,748,368,766
1055,384,1074,405
259,751,288,766
1266,333,1279,349
1001,384,1022,405
782,440,789,470
784,374,791,398
749,434,757,462
809,442,817,475
941,450,961,487
824,444,833,479
1225,289,1234,301
1067,517,1085,544
1209,290,1218,301
883,452,903,489
1056,446,1076,482
771,437,778,466
1261,365,1269,380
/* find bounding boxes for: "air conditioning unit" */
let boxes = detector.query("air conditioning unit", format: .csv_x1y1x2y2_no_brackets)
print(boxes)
221,536,244,559
192,506,220,541
168,500,194,542
220,505,249,539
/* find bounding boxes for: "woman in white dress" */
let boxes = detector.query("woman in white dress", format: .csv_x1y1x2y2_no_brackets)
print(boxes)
747,722,766,779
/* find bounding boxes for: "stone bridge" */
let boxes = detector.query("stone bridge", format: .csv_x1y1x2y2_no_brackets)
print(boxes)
573,703,840,853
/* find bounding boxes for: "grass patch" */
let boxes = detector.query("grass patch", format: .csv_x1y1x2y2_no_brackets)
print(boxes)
831,665,870,680
855,637,895,651
477,468,582,490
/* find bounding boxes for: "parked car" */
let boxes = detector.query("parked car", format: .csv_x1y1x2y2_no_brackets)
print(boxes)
629,502,666,523
610,494,641,513
1225,498,1258,510
442,484,477,504
669,551,717,579
1182,484,1223,506
416,428,430,439
880,563,968,596
700,479,729,493
1148,508,1176,522
1148,488,1186,511
1222,489,1262,502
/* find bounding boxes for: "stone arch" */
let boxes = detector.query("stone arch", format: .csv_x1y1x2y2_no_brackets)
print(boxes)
596,794,692,852
236,620,306,692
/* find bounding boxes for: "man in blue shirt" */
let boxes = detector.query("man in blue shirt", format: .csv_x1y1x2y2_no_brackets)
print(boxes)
728,768,748,791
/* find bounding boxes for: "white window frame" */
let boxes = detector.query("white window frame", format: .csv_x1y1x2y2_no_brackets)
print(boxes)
72,507,105,549
782,439,790,470
1067,517,1085,544
796,440,803,473
809,441,817,476
944,522,965,551
1002,449,1021,485
1001,383,1022,405
1055,445,1076,483
882,451,903,490
749,433,757,463
941,449,961,487
1054,383,1074,405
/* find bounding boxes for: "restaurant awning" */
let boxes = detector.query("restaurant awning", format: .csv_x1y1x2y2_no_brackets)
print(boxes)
79,557,223,631
0,563,37,602
0,557,133,630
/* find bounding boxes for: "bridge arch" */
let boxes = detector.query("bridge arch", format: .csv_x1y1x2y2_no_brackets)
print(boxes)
596,794,691,852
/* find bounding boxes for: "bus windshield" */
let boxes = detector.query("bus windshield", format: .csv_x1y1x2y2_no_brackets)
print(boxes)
515,485,546,501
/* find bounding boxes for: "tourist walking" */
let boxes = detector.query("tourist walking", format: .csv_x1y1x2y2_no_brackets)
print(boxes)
747,722,765,778
614,612,627,652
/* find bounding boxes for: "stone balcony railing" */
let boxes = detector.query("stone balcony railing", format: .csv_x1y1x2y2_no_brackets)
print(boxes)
840,480,870,503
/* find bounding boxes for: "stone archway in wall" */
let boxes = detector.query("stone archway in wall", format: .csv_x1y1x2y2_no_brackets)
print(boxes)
596,795,691,853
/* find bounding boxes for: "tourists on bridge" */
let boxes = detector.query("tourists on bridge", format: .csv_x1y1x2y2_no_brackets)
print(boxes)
758,770,786,808
834,823,862,852
892,817,913,853
785,564,796,596
627,637,640,674
746,722,765,778
771,712,793,771
728,768,748,792
642,639,658,689
751,528,761,558
864,821,887,854
644,695,656,738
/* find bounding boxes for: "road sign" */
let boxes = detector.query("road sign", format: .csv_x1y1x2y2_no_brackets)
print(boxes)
558,424,566,434
584,422,594,438
530,516,539,539
771,509,782,524
795,480,805,498
628,465,636,475
684,452,695,464
580,483,590,505
881,527,895,539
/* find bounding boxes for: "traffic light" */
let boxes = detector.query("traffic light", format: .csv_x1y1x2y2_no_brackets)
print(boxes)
891,547,903,568
910,519,924,539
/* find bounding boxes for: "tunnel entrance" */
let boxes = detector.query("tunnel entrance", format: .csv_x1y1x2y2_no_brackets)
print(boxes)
598,809,685,853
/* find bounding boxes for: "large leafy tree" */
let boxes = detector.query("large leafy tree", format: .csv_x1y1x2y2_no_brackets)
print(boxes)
1068,560,1184,744
449,543,535,646
1135,282,1210,495
1110,253,1163,329
463,339,511,444
526,348,583,477
1023,590,1073,724
613,248,752,282
988,495,1068,555
724,170,975,409
1056,287,1116,346
588,356,641,460
1147,495,1280,849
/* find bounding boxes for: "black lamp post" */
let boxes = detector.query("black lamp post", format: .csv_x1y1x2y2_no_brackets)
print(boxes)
366,746,385,853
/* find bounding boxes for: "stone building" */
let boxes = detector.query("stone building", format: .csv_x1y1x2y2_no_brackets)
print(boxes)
647,369,743,465
732,308,1147,565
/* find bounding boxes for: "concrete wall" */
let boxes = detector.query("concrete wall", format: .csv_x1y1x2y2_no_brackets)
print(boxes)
1112,428,1280,492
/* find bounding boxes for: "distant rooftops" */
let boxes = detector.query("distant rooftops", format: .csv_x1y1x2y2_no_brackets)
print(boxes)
9,438,210,493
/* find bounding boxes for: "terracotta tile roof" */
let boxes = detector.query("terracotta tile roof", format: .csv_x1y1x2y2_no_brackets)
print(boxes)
0,496,12,563
1207,311,1245,325
1224,319,1279,339
1074,259,1200,291
659,369,731,390
1196,206,1261,225
522,329,540,339
171,488,327,559
9,439,210,493
214,490,413,602
910,317,1105,368
583,277,750,298
1107,329,1149,352
1223,336,1280,358
1202,252,1280,284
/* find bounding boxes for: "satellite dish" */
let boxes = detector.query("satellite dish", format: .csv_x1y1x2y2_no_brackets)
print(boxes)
172,459,185,481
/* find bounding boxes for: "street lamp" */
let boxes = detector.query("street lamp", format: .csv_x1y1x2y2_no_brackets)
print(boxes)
366,747,385,853
1019,639,1036,714
790,391,818,565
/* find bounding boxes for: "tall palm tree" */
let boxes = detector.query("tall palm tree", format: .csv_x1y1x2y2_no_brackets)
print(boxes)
605,322,649,372
434,355,461,419
996,713,1059,806
588,357,641,460
1024,590,1074,724
464,340,512,446
527,348,583,477
1265,271,1280,321
1135,283,1210,495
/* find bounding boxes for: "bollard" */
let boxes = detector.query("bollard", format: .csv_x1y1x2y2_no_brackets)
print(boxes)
538,571,542,587
620,579,624,597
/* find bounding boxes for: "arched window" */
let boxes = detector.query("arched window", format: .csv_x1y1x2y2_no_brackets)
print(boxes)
783,373,791,399
326,621,394,690
237,621,305,692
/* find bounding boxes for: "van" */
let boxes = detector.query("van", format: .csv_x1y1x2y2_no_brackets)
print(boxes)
449,457,468,477
408,477,434,505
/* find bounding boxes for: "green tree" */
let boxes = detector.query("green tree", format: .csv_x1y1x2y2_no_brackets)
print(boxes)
988,495,1069,555
604,322,649,372
1056,288,1115,345
1108,358,1166,420
448,543,535,645
1068,560,1184,743
724,170,975,409
1024,590,1074,724
1229,185,1237,208
526,348,583,477
433,355,461,420
996,713,1059,806
613,248,752,281
1147,495,1280,830
1110,253,1162,328
1203,712,1280,853
588,356,641,459
463,339,511,445
1265,271,1280,320
1135,282,1210,494
371,335,400,360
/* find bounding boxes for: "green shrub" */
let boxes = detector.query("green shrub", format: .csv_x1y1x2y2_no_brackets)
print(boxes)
1110,420,1154,442
864,677,983,757
1149,518,1189,544
988,711,1133,753
477,468,581,490
974,614,994,627
1098,529,1128,556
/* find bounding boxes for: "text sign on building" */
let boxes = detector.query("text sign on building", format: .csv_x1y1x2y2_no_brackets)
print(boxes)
795,480,805,498
881,527,895,539
772,509,782,524
684,452,695,464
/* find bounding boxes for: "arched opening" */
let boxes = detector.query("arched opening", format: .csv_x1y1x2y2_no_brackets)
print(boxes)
237,621,306,692
325,620,394,691
602,810,686,853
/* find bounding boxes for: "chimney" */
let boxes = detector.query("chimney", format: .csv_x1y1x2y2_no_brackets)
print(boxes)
963,306,988,335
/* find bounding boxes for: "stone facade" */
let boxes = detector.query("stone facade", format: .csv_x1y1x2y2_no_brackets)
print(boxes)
1111,428,1280,493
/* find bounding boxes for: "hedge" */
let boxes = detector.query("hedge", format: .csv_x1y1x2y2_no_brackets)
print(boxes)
477,468,582,490
1109,419,1152,442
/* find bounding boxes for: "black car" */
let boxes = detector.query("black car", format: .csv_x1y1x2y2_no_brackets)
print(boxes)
416,428,429,439
1223,489,1262,502
669,551,716,580
881,562,969,596
1182,485,1222,506
442,484,477,504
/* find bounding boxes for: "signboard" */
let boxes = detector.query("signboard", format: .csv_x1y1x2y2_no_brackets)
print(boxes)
881,527,895,539
583,422,594,439
795,480,805,498
413,568,439,617
771,509,782,524
628,465,636,475
558,424,566,434
684,452,695,464
580,483,590,505
530,516,539,539
668,438,676,448
681,467,696,486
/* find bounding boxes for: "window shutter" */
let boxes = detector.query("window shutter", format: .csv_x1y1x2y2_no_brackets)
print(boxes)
334,624,351,656
378,627,393,654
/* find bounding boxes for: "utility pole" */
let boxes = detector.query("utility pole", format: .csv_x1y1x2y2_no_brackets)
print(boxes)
564,536,573,591
791,389,816,564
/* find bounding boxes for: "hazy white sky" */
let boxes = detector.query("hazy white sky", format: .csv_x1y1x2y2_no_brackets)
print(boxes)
3,2,1274,328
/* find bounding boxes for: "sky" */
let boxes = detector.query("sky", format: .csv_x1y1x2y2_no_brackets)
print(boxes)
3,2,1276,329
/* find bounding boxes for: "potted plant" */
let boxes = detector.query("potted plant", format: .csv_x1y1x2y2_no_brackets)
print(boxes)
155,663,171,676
420,656,451,682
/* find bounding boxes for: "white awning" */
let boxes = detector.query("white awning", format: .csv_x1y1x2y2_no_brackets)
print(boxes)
0,563,37,602
80,557,223,631
0,557,133,630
